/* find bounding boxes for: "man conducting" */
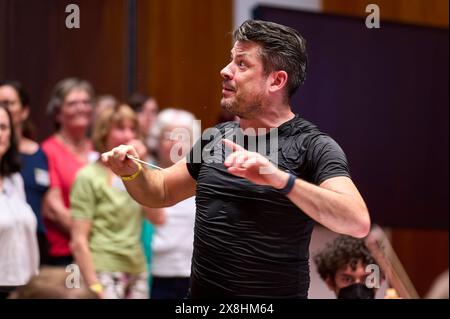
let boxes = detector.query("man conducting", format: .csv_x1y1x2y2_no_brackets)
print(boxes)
102,20,370,298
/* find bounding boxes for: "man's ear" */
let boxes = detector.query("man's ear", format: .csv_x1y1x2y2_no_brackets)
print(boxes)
268,71,288,94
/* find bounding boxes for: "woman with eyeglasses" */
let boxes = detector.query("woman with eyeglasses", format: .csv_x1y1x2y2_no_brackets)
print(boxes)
0,104,39,298
41,78,97,266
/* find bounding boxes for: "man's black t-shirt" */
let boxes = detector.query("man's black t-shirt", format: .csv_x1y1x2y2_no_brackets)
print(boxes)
186,114,350,298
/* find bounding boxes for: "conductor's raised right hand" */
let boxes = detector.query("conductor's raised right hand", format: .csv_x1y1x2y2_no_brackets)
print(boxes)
101,144,140,177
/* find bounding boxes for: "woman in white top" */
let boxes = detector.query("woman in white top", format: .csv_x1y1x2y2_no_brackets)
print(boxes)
0,105,39,298
146,109,198,299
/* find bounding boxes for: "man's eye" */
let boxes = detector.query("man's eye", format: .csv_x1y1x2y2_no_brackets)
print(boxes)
238,61,245,67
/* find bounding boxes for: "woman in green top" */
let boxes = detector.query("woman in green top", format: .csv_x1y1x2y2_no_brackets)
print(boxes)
70,104,153,299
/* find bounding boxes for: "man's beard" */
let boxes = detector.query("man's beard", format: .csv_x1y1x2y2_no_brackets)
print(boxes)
220,92,263,119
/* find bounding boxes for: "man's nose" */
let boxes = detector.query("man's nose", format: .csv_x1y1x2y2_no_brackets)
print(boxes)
220,62,233,80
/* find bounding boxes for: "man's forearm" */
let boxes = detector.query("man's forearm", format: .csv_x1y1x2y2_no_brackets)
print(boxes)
221,139,369,237
123,168,168,208
286,178,370,238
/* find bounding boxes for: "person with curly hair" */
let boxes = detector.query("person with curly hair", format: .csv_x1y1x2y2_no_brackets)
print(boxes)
314,235,382,299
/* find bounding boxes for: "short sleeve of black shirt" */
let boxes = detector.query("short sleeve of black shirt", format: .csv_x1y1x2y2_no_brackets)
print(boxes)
306,135,351,185
186,119,351,185
186,137,204,180
186,122,228,180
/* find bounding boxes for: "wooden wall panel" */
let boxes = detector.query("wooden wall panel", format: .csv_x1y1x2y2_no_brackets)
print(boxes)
322,0,448,28
322,0,448,298
0,0,127,141
0,0,7,77
391,228,449,297
136,0,233,130
1,0,233,137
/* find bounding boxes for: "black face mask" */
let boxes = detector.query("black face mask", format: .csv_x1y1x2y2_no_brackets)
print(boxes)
337,283,375,299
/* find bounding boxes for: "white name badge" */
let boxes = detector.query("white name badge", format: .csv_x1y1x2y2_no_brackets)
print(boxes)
34,168,50,187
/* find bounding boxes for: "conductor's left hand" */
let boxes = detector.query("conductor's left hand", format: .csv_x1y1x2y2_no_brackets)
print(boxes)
222,139,289,190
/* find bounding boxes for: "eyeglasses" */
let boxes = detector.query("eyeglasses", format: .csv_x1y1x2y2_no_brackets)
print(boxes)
64,100,93,108
0,100,18,108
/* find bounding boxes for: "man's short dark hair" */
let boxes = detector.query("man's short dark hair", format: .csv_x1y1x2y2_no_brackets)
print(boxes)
314,235,377,281
233,19,308,98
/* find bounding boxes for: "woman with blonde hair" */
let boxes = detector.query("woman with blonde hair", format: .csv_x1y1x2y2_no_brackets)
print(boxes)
70,104,151,299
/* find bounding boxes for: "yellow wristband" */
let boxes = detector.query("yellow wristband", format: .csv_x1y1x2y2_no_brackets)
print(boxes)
89,283,103,294
120,162,143,182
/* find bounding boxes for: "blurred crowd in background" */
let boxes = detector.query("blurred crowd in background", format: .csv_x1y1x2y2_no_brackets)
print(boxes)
0,78,231,299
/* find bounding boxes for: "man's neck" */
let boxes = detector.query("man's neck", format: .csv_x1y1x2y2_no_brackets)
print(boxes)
239,104,295,132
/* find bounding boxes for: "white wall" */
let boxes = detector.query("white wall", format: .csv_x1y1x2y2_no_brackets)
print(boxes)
233,0,322,28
